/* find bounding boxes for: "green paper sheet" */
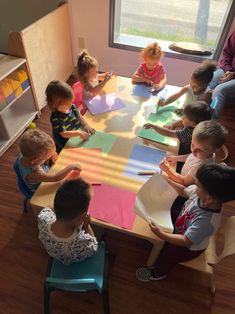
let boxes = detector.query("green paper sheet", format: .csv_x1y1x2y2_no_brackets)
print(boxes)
138,103,181,146
67,130,117,155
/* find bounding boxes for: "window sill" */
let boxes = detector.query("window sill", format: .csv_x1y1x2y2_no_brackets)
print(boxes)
110,34,214,63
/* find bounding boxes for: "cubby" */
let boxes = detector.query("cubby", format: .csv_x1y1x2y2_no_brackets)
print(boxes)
0,54,38,156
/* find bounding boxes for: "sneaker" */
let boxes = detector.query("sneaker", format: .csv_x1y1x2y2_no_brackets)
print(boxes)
136,267,167,282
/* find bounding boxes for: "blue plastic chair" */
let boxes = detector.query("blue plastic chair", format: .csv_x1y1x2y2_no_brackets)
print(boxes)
44,242,110,314
13,157,33,212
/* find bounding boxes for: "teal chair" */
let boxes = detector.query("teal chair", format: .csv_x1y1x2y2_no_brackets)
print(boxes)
44,242,109,314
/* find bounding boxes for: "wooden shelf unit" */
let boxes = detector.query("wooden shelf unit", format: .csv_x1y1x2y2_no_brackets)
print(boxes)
0,54,38,156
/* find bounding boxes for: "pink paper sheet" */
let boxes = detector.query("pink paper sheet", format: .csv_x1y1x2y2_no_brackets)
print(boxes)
89,184,136,230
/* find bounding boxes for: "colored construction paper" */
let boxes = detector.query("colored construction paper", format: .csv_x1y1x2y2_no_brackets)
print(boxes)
134,172,177,232
132,83,152,98
85,93,126,115
132,84,168,99
52,148,102,184
67,131,117,155
138,105,181,146
124,144,166,182
150,87,168,99
89,184,136,230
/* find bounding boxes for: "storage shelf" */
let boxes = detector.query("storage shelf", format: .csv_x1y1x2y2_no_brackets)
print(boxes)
0,55,26,80
0,54,38,156
0,86,31,114
0,111,37,157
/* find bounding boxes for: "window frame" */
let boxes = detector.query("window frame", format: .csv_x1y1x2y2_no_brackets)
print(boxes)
109,0,235,62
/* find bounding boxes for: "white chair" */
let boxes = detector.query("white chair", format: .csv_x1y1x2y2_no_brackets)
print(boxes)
181,216,235,293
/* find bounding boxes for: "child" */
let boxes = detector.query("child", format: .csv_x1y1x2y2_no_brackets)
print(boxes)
132,42,167,90
143,100,212,155
46,80,95,153
160,120,228,186
136,162,235,281
38,178,98,265
77,49,115,100
18,128,81,193
158,60,217,112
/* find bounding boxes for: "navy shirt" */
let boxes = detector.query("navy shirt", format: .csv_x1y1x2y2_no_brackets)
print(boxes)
50,104,81,152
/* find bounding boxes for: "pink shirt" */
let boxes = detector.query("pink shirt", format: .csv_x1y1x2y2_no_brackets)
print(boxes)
135,63,166,84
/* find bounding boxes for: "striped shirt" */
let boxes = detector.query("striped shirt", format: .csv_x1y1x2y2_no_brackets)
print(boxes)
176,127,193,155
50,104,81,152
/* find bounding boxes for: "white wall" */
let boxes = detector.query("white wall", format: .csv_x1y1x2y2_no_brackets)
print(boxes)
68,0,235,86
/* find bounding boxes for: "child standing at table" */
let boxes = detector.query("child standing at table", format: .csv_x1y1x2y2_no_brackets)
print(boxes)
158,60,217,113
132,42,167,90
159,120,228,186
77,49,115,100
136,162,235,281
46,80,95,153
38,178,98,265
144,101,212,156
18,128,81,193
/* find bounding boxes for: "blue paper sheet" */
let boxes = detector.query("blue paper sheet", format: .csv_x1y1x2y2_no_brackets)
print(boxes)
132,84,152,98
85,93,126,115
124,144,166,182
132,84,168,99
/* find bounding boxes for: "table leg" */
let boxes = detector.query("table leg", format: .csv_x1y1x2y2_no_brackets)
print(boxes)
147,240,164,267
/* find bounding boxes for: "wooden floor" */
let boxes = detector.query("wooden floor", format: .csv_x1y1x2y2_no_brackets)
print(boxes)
0,103,235,314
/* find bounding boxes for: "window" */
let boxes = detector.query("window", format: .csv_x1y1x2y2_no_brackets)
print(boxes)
109,0,235,61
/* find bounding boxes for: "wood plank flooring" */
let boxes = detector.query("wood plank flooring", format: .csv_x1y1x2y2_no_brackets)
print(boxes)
0,103,234,314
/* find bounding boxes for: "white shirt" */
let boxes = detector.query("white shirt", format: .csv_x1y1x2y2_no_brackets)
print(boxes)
181,153,215,177
38,207,98,265
175,185,221,251
185,86,210,105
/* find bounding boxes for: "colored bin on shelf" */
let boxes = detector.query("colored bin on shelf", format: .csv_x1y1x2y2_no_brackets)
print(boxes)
7,78,23,97
0,92,7,111
0,80,15,104
21,79,30,90
12,70,30,90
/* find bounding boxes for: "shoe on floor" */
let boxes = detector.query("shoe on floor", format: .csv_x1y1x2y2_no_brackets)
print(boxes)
136,267,167,282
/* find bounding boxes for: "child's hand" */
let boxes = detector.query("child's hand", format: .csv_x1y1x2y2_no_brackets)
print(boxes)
83,124,96,135
83,214,91,230
153,84,161,91
158,99,166,107
144,78,154,86
159,159,170,172
110,71,116,77
69,163,81,173
163,124,173,130
67,163,82,179
79,131,90,141
104,72,112,82
149,221,162,237
166,155,177,165
143,123,153,129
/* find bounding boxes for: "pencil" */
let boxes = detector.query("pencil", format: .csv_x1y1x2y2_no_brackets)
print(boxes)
137,170,155,175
